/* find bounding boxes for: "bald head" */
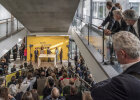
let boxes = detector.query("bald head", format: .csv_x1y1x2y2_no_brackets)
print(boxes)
51,87,60,99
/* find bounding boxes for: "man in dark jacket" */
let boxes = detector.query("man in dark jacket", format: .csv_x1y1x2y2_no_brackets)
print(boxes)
91,31,140,100
123,9,140,40
13,47,17,61
98,1,116,30
34,48,39,63
11,65,16,73
47,47,52,62
44,87,65,100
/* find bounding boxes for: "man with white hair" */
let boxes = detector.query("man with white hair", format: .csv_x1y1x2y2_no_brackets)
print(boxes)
123,9,140,39
104,9,127,35
91,31,140,100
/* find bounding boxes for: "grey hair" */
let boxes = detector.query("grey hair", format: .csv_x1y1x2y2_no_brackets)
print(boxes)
113,9,122,17
113,31,140,59
51,87,60,99
123,9,139,20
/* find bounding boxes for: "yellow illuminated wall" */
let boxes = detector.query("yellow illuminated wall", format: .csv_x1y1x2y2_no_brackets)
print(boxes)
27,36,69,62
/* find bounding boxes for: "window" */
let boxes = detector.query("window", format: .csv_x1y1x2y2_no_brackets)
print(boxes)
129,0,140,16
92,2,106,19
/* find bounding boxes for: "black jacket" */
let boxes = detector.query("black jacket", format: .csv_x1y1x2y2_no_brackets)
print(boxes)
101,6,116,30
111,18,127,34
34,50,39,56
127,17,140,39
91,61,140,100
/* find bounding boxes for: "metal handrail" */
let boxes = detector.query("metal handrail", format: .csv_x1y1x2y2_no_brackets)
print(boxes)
75,17,104,30
69,69,92,88
75,16,105,63
92,17,104,21
83,15,104,21
0,18,11,22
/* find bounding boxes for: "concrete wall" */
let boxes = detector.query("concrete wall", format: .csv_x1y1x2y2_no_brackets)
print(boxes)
0,4,11,20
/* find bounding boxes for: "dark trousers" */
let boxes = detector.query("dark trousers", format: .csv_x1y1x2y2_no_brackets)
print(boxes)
35,56,38,63
60,57,62,64
24,56,27,61
48,58,51,62
20,54,23,61
13,54,17,61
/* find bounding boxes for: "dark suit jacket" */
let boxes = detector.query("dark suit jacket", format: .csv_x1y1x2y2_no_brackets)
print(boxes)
127,17,140,39
34,50,39,56
111,18,127,34
91,61,140,100
101,6,116,30
47,49,51,54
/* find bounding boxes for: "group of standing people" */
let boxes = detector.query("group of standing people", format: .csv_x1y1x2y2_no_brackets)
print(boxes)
98,1,140,63
34,46,63,64
13,43,27,61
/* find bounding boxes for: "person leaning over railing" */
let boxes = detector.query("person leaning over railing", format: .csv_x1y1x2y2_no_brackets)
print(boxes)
104,9,127,35
91,31,140,100
123,9,140,40
98,1,116,30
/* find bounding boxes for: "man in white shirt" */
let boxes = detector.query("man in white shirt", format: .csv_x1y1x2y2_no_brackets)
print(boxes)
123,9,140,39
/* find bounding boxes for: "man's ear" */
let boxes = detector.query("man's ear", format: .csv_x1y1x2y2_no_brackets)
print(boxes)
120,50,127,57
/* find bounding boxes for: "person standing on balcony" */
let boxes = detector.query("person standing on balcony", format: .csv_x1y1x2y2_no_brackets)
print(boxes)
98,1,116,30
123,9,140,40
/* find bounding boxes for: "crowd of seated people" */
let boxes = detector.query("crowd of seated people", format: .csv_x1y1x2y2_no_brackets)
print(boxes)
0,55,93,100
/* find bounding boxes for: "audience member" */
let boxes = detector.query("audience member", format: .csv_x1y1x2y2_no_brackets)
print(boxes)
44,87,65,100
0,87,16,100
21,91,34,100
30,89,40,100
43,77,54,99
8,76,16,87
0,78,4,87
82,91,92,100
66,86,82,100
37,71,47,95
11,65,16,73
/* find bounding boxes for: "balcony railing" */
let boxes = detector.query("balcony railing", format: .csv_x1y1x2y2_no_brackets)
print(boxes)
0,17,24,41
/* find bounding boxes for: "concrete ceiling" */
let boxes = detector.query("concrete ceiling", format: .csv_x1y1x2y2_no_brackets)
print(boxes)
0,0,80,33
